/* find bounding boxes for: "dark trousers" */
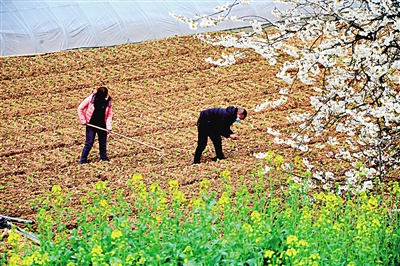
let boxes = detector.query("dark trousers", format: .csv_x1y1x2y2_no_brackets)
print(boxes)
193,122,224,163
80,126,108,163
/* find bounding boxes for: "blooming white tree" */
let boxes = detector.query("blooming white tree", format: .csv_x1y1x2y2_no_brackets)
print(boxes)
170,0,400,193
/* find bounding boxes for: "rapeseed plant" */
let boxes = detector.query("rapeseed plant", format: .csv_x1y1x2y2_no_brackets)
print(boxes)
4,163,400,265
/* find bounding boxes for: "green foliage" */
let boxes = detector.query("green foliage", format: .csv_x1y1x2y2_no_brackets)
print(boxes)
3,165,400,266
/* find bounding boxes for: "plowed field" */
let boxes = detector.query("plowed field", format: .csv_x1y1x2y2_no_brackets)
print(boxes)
0,34,357,223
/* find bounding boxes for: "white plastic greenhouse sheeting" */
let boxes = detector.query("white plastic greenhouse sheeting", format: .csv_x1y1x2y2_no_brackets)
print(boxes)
1,0,286,56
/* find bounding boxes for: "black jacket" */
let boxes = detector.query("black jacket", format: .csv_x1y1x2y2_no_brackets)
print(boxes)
199,106,237,138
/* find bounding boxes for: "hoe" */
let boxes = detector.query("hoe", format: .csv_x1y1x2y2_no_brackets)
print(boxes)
87,123,163,152
0,215,40,245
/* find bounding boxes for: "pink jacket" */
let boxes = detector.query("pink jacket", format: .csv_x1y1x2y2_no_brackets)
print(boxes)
78,93,113,130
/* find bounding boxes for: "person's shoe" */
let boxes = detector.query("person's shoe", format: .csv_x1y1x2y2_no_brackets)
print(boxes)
100,158,110,162
192,161,200,165
212,156,226,162
79,161,87,164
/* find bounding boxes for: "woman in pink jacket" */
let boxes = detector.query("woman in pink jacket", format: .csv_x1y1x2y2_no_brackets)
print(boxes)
78,86,113,164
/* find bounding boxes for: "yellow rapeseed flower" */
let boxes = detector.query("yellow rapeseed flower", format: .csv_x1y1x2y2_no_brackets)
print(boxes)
149,182,160,193
137,257,146,264
286,235,298,245
386,225,394,234
285,209,293,218
274,155,284,169
324,193,341,209
315,192,325,201
183,246,194,256
111,229,123,239
51,184,62,194
265,150,275,162
220,169,231,180
389,181,400,193
138,188,148,200
251,210,261,223
242,223,253,233
264,250,275,258
99,199,108,208
190,197,205,209
168,180,179,192
21,256,34,265
270,198,281,207
372,218,381,227
367,197,378,209
332,222,343,232
80,196,89,205
32,251,49,265
158,197,167,204
132,173,143,182
286,247,298,257
94,181,106,191
9,253,21,266
157,197,167,210
309,253,320,260
173,190,186,204
200,178,211,190
155,215,162,224
297,240,309,247
218,192,230,206
126,254,135,264
91,244,104,259
7,230,21,246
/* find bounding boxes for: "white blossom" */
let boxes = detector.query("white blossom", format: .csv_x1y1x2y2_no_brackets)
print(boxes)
213,3,230,12
239,0,254,4
325,172,334,180
315,143,325,149
250,20,263,34
302,158,314,170
313,171,323,181
274,137,285,144
262,165,272,173
267,127,281,136
254,96,287,112
287,113,308,123
204,52,236,66
327,137,339,146
279,88,290,95
253,152,267,159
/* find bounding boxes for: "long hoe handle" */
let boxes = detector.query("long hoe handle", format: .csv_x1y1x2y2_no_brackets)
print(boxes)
87,124,163,152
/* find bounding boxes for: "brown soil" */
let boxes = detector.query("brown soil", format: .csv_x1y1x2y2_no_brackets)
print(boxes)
0,33,395,229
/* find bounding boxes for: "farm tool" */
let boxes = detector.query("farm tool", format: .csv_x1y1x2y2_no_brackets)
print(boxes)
87,124,163,152
1,215,81,262
0,215,40,245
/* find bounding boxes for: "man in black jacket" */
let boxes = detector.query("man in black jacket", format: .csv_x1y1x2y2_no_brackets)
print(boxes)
193,106,247,164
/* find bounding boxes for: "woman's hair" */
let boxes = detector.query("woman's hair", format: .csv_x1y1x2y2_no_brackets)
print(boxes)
97,86,108,98
238,107,247,118
94,86,110,105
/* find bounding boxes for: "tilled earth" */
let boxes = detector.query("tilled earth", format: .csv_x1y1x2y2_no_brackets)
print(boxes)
0,34,350,226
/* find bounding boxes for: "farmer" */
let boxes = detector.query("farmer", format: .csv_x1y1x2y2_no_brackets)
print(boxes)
78,86,113,164
193,106,247,164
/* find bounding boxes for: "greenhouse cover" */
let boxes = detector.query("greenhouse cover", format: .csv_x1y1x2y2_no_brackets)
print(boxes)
0,0,285,56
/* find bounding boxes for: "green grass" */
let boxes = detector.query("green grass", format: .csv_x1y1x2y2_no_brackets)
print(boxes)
3,156,400,266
